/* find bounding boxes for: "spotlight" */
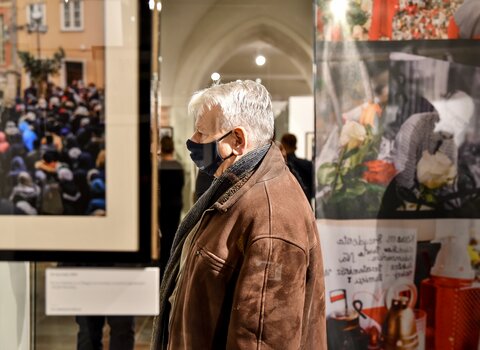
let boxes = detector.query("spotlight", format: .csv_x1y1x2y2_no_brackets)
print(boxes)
255,55,266,66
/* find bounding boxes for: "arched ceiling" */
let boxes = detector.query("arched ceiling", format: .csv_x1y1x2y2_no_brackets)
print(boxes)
160,0,314,106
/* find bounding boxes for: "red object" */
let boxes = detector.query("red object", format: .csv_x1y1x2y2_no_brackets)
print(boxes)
448,17,461,39
420,276,480,350
316,7,324,36
330,289,347,303
369,0,399,40
331,24,343,41
406,4,417,15
362,160,396,186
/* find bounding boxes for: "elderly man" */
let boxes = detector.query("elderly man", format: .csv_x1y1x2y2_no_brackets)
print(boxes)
151,80,326,350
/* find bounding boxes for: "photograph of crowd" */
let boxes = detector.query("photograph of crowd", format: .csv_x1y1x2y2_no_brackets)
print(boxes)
316,0,479,41
0,81,105,216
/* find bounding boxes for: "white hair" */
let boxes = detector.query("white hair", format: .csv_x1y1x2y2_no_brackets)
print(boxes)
188,80,274,147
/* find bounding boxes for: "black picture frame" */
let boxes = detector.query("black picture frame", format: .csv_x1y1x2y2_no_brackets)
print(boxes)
0,1,154,263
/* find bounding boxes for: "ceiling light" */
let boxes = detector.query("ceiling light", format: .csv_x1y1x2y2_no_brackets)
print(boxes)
148,0,155,10
156,1,162,12
255,55,266,66
211,72,220,81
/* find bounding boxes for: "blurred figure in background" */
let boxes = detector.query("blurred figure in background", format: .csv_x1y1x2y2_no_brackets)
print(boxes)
158,136,184,278
281,133,313,201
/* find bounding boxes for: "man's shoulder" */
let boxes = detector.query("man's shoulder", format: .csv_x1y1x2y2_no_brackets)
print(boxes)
236,169,314,224
237,175,317,252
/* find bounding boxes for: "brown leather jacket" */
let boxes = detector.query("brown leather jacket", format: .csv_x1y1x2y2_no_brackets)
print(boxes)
166,145,326,349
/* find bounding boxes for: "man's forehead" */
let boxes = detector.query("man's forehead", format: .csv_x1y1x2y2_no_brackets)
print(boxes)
196,105,223,129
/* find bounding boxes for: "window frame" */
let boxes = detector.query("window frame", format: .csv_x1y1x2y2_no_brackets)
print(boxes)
26,2,47,28
60,0,84,32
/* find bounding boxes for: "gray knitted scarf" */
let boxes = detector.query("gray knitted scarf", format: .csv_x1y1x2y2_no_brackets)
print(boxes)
151,143,271,350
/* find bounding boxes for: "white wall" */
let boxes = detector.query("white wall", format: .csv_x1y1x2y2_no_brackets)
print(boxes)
288,95,314,159
0,262,30,350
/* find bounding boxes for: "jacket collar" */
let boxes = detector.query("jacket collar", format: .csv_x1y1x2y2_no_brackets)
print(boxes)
212,142,287,212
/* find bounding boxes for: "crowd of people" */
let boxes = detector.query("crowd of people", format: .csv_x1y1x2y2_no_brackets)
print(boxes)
0,80,106,215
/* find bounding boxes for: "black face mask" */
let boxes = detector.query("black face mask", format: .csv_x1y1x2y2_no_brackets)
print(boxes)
186,130,234,176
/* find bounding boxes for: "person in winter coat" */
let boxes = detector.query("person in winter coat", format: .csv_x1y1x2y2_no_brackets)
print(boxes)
9,171,40,209
58,167,82,215
151,80,326,350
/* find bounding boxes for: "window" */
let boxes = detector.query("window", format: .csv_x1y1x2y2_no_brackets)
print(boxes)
61,0,83,31
26,3,47,31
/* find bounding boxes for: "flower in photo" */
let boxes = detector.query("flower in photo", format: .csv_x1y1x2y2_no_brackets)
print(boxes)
416,150,457,189
339,120,367,150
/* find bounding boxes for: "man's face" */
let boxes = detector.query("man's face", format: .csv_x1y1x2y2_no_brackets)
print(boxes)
191,106,227,142
190,105,235,161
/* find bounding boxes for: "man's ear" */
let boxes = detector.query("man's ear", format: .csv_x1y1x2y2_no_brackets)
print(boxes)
232,127,247,155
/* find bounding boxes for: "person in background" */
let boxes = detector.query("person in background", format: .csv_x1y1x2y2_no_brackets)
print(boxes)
280,133,314,201
76,315,135,350
152,80,326,349
75,200,135,350
158,136,184,277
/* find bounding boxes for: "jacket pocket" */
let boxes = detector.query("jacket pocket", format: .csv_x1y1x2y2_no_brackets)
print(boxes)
195,247,234,276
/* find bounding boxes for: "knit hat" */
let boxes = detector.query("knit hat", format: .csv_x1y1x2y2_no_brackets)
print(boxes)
80,117,90,127
74,106,89,117
68,147,82,160
35,170,47,182
49,96,60,107
26,111,36,121
58,167,74,182
17,171,33,186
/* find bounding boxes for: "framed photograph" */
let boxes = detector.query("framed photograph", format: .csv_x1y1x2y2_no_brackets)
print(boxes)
0,1,154,262
314,4,480,349
314,39,480,220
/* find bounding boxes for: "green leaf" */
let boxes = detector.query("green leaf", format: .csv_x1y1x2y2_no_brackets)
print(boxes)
365,183,386,194
317,163,338,187
334,176,344,192
345,181,367,197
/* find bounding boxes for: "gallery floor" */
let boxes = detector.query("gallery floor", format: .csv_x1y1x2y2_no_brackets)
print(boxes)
34,263,153,349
